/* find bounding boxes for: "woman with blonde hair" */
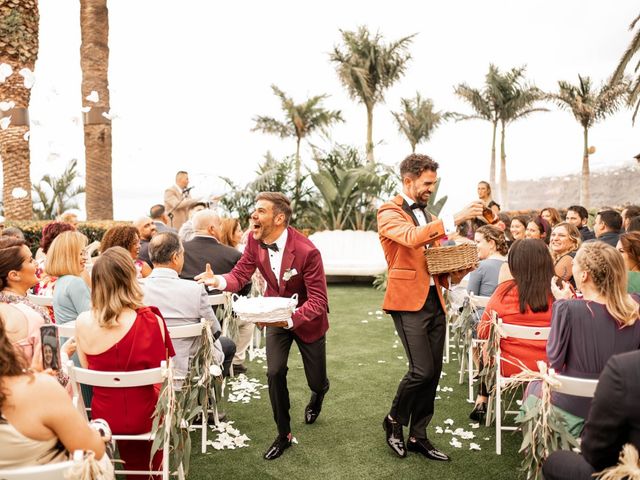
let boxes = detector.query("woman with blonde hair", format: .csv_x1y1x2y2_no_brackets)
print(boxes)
540,207,562,227
549,222,581,285
75,247,175,476
47,231,90,325
526,242,640,435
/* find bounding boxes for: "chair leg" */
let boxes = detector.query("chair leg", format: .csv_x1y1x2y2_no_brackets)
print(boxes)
496,377,502,455
485,394,493,427
444,319,450,364
468,342,474,402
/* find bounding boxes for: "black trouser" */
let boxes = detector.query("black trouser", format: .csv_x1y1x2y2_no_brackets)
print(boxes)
542,450,595,480
389,287,446,439
219,336,236,378
266,327,329,437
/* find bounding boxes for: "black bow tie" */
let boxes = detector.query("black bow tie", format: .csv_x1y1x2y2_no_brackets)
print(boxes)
260,242,279,252
410,203,424,210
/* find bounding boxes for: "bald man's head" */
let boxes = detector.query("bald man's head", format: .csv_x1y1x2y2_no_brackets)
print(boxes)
133,216,157,241
192,210,221,238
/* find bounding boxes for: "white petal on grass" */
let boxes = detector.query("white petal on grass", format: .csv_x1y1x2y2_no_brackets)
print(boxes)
444,418,454,425
469,423,480,429
469,443,481,451
377,360,386,364
19,68,35,89
435,426,444,434
449,438,463,448
0,116,11,130
361,320,368,324
11,187,27,199
86,90,99,102
375,310,383,315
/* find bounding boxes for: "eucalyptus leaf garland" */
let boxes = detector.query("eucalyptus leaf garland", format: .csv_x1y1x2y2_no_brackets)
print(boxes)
150,320,222,476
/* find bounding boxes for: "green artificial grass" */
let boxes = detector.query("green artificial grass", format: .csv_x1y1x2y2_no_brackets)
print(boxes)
187,285,522,479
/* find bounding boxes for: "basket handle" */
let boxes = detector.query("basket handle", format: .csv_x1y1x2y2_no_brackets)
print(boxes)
290,293,298,303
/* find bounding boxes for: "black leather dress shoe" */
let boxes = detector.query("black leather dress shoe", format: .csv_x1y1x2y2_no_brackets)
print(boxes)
382,416,407,458
407,438,450,461
304,389,328,424
232,363,247,375
263,435,292,460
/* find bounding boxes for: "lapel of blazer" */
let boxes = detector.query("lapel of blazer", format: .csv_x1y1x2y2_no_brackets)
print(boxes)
255,237,280,290
396,195,419,227
278,227,296,296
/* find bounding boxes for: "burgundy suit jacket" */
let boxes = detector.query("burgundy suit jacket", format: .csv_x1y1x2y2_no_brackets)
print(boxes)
222,226,329,344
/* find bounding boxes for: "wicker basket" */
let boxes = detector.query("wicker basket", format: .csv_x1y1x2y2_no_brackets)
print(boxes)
424,244,479,275
231,294,298,323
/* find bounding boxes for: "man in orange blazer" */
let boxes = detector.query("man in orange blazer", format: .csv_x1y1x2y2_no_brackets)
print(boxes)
378,153,483,461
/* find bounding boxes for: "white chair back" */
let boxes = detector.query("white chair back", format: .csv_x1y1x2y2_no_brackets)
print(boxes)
56,321,75,339
499,321,551,341
552,374,598,398
207,294,225,306
166,320,205,340
0,451,81,480
469,294,490,309
27,294,53,307
67,361,166,389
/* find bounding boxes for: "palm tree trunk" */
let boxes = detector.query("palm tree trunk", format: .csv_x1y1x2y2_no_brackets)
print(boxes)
499,121,508,209
580,127,590,208
80,0,113,220
0,0,39,220
292,136,302,221
490,120,497,186
366,104,374,163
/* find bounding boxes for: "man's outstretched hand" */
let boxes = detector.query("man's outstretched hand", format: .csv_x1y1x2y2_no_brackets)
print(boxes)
453,201,484,225
195,263,220,288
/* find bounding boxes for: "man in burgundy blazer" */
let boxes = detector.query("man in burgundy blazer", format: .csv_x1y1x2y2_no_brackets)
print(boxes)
196,192,329,460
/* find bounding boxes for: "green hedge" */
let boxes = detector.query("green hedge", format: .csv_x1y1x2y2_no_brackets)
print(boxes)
6,220,130,253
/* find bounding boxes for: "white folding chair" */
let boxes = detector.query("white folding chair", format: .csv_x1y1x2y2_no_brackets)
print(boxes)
166,320,219,454
56,321,76,339
0,451,82,480
489,319,551,455
466,294,490,402
552,374,598,398
66,360,181,480
27,293,53,307
207,293,225,306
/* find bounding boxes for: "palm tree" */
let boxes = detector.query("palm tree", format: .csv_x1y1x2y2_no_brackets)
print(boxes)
80,0,113,220
252,85,343,206
32,159,85,220
391,93,450,152
330,26,415,162
454,65,501,185
611,13,640,123
549,75,628,207
0,0,39,220
491,66,547,209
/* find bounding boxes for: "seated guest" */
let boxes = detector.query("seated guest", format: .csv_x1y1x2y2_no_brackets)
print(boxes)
525,216,551,244
509,215,528,242
1,227,25,240
527,242,640,435
542,350,640,480
33,221,76,296
593,210,622,247
75,247,175,476
150,204,177,234
629,215,640,232
56,211,79,229
540,207,562,227
142,232,235,378
0,315,108,468
467,225,508,299
549,222,581,285
622,205,640,232
133,217,157,268
0,238,52,366
472,239,554,422
477,181,500,214
178,201,208,242
47,231,91,325
496,213,513,244
180,210,246,286
618,232,640,293
100,225,151,278
566,205,595,242
218,217,255,374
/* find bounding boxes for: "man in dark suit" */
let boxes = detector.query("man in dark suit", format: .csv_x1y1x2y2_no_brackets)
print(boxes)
566,205,595,242
542,349,640,479
180,209,243,282
196,192,330,460
593,210,622,247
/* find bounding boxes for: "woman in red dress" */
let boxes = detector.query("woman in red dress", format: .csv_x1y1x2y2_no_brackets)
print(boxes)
76,246,174,478
470,239,555,421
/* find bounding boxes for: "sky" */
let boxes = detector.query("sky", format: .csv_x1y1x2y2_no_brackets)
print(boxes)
22,0,640,220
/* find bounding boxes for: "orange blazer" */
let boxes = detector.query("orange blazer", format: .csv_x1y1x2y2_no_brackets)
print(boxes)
378,195,447,312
